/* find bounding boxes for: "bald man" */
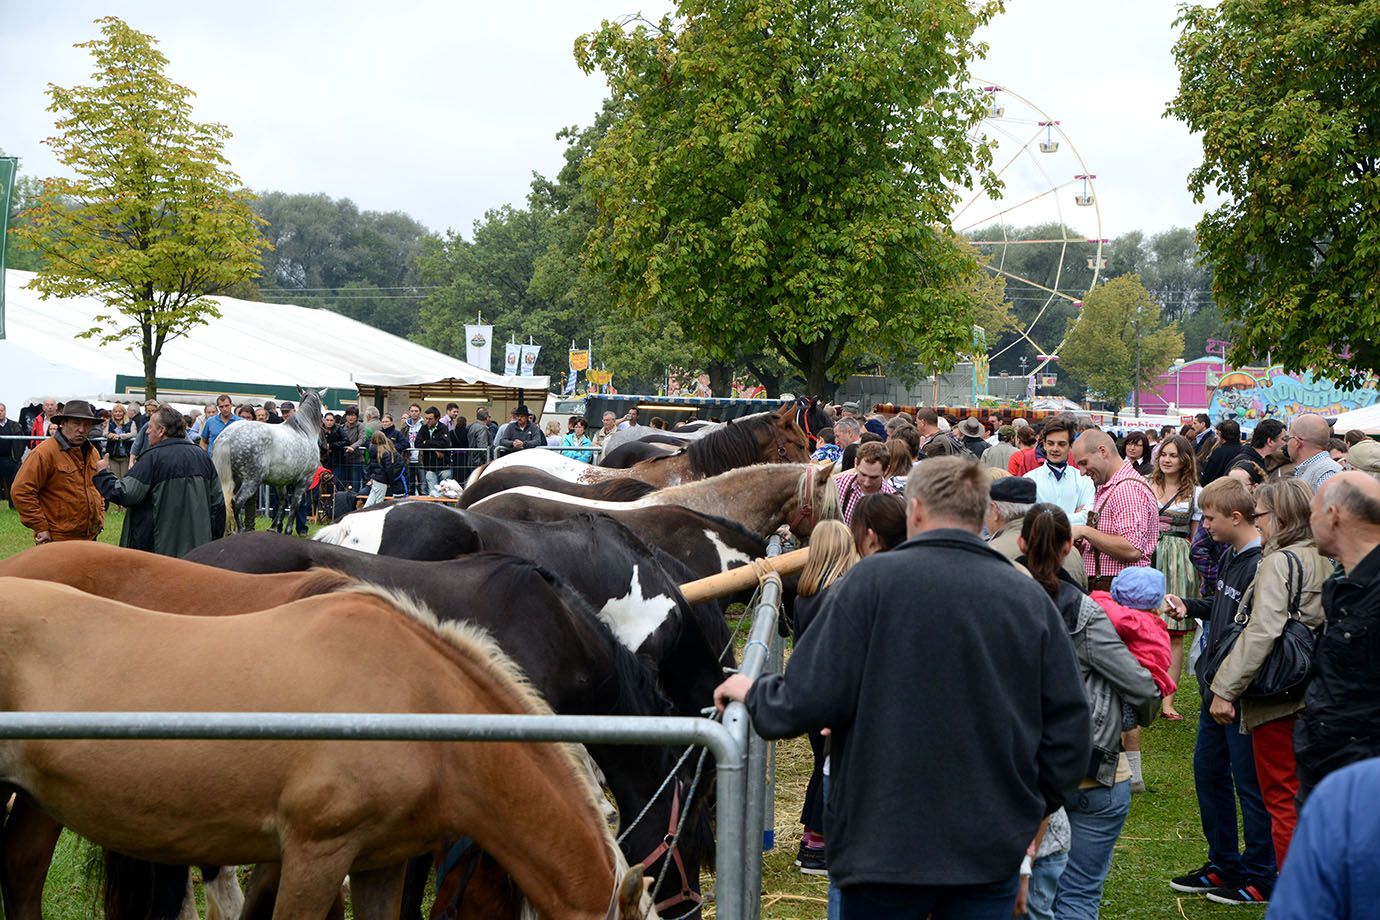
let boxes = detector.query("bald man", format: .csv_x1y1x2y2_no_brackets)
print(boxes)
1070,429,1159,591
1295,472,1380,802
1290,414,1342,491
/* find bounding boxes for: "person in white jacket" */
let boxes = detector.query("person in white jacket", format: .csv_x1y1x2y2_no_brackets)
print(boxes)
1023,415,1094,525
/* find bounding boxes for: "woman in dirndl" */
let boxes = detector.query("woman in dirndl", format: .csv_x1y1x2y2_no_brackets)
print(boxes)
1149,434,1202,720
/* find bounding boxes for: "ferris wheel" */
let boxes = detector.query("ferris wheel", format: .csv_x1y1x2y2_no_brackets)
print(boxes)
950,81,1103,374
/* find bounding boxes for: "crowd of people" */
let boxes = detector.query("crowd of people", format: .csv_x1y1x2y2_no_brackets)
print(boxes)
721,403,1380,918
3,392,1378,917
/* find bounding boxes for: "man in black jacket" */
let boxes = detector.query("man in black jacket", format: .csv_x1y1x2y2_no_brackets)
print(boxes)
715,458,1089,917
1235,418,1285,474
1297,472,1380,802
94,407,225,557
0,403,23,509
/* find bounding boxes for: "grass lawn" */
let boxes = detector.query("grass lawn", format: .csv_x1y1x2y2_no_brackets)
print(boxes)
0,508,1265,919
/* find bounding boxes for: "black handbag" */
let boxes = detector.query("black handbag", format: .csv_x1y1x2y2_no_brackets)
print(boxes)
1202,550,1316,706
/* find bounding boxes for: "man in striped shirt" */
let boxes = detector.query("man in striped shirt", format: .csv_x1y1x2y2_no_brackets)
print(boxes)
1070,429,1159,592
834,440,894,525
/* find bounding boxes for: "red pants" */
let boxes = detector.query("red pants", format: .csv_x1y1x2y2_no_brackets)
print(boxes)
1251,714,1299,867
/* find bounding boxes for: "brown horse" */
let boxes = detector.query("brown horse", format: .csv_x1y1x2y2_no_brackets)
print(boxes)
0,578,655,920
469,403,811,488
469,462,840,539
0,543,357,920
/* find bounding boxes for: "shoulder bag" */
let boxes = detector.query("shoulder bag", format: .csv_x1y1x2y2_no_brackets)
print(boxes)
1201,550,1315,705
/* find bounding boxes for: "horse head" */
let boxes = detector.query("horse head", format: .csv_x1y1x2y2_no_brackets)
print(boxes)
289,386,327,435
784,463,841,538
794,396,830,450
767,401,811,462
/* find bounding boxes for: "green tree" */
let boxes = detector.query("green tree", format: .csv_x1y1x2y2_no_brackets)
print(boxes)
1060,275,1184,411
14,18,268,401
1168,1,1380,386
419,204,583,378
575,0,1003,397
253,192,431,336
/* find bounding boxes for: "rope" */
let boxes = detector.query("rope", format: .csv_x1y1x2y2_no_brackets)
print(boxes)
615,743,698,846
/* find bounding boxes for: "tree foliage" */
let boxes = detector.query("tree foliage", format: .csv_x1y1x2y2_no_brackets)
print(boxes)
13,18,268,401
575,0,1004,397
1168,0,1380,386
1060,275,1184,410
253,191,430,337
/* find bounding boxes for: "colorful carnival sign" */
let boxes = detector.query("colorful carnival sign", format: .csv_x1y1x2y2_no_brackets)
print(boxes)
1208,368,1380,425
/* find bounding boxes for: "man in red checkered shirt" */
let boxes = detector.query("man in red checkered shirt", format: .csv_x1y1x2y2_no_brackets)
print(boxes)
1070,429,1159,592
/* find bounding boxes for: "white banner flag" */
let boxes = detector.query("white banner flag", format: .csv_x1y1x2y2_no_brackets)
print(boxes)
504,343,522,376
519,344,541,377
464,324,493,372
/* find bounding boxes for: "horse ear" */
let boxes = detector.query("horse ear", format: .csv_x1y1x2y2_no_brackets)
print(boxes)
617,863,649,917
815,460,835,480
772,402,792,419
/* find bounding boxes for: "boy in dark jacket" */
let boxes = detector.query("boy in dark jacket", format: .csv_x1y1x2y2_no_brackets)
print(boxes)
1165,478,1275,904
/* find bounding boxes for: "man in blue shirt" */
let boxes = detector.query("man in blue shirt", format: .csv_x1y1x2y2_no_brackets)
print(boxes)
1269,757,1380,919
198,394,239,458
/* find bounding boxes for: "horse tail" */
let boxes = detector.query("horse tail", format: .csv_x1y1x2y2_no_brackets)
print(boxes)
212,439,236,514
464,460,489,490
313,519,350,545
102,851,189,920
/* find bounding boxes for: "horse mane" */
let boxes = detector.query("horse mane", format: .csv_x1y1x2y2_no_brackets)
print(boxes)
284,388,323,437
681,411,792,477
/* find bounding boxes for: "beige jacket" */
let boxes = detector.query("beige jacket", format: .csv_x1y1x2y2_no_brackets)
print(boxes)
1210,539,1330,732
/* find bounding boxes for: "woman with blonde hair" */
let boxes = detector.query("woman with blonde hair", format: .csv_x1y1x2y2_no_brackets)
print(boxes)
1205,478,1330,873
790,519,860,879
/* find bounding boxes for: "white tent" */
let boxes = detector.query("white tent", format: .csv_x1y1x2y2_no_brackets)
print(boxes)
1332,404,1380,434
1,269,548,409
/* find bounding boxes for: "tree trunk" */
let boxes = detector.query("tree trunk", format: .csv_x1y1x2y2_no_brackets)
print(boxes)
143,352,158,403
707,361,734,400
805,339,832,401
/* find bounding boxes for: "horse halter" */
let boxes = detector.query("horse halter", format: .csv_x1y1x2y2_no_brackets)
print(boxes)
796,400,818,451
634,779,703,916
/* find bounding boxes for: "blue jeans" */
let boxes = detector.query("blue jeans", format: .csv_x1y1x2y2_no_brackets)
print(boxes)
1192,705,1276,881
1026,851,1068,920
838,877,1020,920
1053,780,1131,920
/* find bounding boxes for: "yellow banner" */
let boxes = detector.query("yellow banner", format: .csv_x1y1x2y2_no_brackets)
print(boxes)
569,349,590,372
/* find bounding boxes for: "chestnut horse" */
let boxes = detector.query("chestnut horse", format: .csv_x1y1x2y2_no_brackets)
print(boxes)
468,402,810,488
0,578,655,920
0,543,354,920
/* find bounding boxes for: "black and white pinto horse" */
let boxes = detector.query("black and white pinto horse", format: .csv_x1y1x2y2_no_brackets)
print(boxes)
211,386,324,533
457,466,659,509
180,538,717,915
311,508,734,712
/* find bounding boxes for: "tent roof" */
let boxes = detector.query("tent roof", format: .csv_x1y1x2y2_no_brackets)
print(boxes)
1,270,548,404
1332,404,1380,434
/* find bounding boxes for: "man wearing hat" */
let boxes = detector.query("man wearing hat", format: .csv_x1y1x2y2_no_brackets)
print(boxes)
497,404,544,453
956,417,990,459
10,399,105,544
1345,438,1380,482
984,476,1088,589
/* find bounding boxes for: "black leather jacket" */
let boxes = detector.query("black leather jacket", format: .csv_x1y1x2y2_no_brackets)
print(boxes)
1296,544,1380,800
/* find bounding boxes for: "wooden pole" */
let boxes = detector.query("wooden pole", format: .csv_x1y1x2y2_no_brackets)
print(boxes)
679,547,811,605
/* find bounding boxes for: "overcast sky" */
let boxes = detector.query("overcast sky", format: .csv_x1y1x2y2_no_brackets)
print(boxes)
2,1,1215,241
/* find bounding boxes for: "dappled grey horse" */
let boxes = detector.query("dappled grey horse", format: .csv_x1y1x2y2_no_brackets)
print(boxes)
211,387,325,533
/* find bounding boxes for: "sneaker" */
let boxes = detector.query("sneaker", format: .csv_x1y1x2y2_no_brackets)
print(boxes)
1206,880,1272,905
1169,862,1235,893
798,846,828,876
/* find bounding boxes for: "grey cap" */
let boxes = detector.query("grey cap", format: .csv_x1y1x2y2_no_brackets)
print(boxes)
841,401,861,414
989,476,1037,504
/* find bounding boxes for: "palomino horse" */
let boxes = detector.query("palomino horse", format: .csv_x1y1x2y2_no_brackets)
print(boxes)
0,578,656,920
469,462,840,540
469,402,810,488
212,386,326,533
0,543,355,920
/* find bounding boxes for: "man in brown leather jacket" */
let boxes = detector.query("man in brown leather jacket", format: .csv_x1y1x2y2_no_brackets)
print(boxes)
11,399,105,544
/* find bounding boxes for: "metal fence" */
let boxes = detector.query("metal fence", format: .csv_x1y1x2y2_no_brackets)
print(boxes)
0,537,787,920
